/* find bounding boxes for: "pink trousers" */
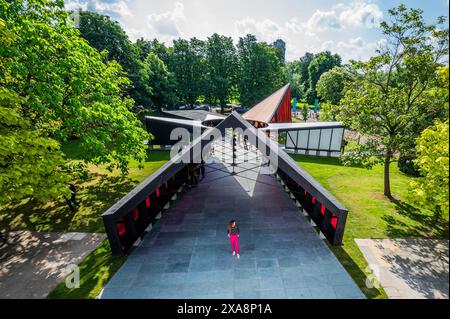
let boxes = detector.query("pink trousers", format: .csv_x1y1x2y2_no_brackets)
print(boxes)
229,234,240,254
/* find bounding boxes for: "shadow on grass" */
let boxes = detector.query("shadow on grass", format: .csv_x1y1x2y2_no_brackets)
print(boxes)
329,243,387,299
0,173,138,234
383,197,449,239
47,240,126,299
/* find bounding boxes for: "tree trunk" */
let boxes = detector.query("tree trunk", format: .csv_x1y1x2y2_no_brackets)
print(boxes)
384,151,392,198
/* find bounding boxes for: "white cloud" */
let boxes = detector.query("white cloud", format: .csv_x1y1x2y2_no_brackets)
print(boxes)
234,17,283,42
337,2,383,28
320,37,384,62
305,1,383,33
146,2,185,41
233,16,321,61
65,0,88,11
92,0,133,17
65,0,133,20
304,10,343,32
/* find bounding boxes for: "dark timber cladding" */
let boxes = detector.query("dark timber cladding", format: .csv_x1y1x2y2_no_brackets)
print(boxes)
102,112,349,255
145,116,208,146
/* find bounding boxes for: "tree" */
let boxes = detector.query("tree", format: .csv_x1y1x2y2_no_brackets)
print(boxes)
144,52,177,109
78,11,151,107
0,20,69,204
286,52,315,99
206,34,237,113
0,0,149,203
317,66,353,121
169,38,206,106
307,51,341,104
135,38,171,65
409,119,449,219
339,5,449,197
135,38,153,60
317,67,352,105
237,34,286,108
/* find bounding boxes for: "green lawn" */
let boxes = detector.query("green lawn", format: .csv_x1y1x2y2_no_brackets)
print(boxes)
0,140,170,233
291,154,449,299
0,139,170,299
47,239,127,299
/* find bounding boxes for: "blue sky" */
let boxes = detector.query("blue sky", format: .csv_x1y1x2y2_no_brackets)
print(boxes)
66,0,449,62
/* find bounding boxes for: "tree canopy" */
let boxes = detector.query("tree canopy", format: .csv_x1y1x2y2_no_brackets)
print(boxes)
339,5,448,197
409,119,449,219
237,34,286,108
169,38,207,106
307,51,341,104
78,10,151,107
317,67,353,105
0,0,149,203
205,33,238,113
287,51,342,104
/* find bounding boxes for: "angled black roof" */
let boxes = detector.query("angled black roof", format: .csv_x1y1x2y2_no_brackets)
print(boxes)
103,111,347,220
161,109,226,122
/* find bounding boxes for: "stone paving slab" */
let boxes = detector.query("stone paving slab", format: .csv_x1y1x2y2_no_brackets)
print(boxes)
356,238,449,299
100,142,363,299
0,230,105,298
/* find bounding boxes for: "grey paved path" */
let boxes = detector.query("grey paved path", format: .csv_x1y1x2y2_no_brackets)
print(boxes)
101,141,363,299
356,239,449,299
0,230,105,298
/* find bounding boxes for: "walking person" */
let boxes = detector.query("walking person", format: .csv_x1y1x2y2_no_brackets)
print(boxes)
227,219,240,258
65,183,79,213
187,164,196,188
199,160,205,180
243,135,248,151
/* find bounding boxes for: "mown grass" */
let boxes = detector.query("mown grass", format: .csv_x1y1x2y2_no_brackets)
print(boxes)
0,139,169,299
47,239,126,299
291,154,449,299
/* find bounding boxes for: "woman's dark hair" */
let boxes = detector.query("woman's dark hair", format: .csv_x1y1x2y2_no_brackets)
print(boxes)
228,219,236,231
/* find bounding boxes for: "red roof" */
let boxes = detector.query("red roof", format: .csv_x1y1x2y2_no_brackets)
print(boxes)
243,84,290,124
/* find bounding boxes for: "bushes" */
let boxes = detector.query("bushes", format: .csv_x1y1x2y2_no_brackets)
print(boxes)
398,155,421,177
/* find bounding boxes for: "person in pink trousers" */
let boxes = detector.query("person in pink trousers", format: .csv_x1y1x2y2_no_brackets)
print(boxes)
227,219,240,258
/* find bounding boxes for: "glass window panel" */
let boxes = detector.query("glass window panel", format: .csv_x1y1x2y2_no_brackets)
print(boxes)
319,128,332,150
286,131,297,148
330,128,344,151
308,129,320,149
297,130,309,149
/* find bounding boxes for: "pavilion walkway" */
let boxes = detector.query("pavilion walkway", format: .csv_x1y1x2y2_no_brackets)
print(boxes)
100,140,364,299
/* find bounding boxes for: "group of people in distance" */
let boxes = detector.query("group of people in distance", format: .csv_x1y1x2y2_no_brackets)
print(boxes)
187,160,205,188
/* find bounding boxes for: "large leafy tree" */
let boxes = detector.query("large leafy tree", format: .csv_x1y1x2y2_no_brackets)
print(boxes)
339,5,449,197
0,0,149,203
205,33,237,113
144,52,177,109
317,66,353,121
169,38,206,105
317,67,353,105
237,34,286,108
0,20,68,204
135,38,172,66
78,10,151,107
409,119,449,219
287,52,315,99
169,38,207,106
307,51,341,104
